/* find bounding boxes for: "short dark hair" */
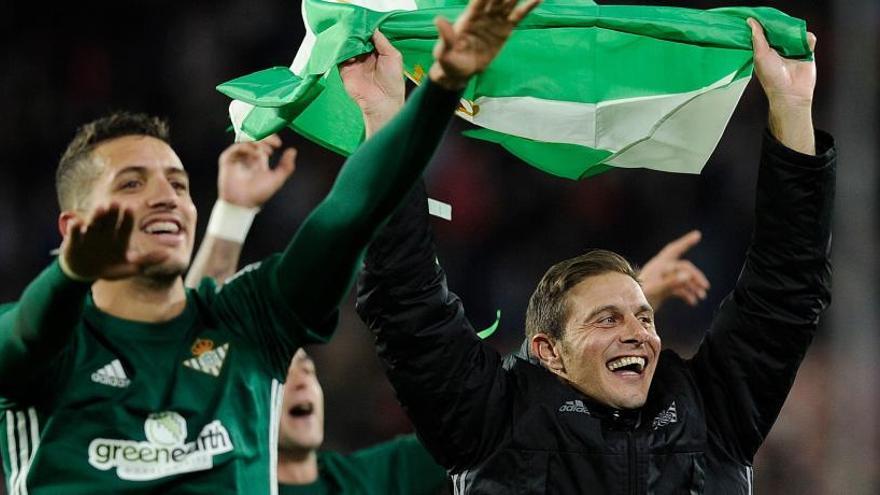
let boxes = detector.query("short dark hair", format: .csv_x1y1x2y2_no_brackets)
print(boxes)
525,250,639,341
56,112,170,210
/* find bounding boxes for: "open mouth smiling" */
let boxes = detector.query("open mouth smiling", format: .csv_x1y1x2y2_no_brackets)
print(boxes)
606,356,647,376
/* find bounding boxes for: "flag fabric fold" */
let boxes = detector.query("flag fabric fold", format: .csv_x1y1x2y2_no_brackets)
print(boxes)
218,0,811,179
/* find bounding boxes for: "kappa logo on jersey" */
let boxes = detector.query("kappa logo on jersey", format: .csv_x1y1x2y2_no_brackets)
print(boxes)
91,359,131,388
182,339,229,377
87,411,234,481
558,399,590,414
651,401,678,430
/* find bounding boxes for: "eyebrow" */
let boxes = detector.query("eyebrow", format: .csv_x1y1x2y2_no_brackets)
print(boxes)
113,166,189,180
583,303,654,323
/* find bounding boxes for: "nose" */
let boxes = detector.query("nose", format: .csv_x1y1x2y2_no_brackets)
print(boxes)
620,314,650,345
147,177,179,209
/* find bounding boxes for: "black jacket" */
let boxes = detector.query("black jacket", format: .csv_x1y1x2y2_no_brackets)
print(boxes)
356,131,835,494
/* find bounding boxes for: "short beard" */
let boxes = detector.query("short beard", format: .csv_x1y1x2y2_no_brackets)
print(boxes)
139,261,187,286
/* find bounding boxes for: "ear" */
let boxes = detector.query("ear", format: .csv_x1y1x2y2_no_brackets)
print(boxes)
531,333,566,376
58,210,80,239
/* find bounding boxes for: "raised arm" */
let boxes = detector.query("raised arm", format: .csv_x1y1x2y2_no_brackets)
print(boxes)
186,39,407,289
691,20,834,462
357,181,510,472
277,0,541,330
185,135,296,288
0,205,165,399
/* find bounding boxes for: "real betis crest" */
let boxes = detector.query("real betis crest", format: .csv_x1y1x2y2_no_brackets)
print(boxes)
183,339,229,377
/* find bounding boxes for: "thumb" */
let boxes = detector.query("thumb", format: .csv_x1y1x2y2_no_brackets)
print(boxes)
747,18,772,58
274,148,297,181
806,32,817,52
372,30,400,58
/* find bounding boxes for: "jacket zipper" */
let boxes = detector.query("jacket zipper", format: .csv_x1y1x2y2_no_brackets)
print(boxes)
627,431,637,495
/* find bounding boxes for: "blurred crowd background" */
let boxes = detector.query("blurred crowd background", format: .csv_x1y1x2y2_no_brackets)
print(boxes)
1,0,877,493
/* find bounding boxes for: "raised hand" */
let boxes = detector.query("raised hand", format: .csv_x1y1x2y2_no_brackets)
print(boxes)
60,204,169,281
339,30,405,135
429,0,542,89
639,230,710,311
748,18,817,154
218,134,297,208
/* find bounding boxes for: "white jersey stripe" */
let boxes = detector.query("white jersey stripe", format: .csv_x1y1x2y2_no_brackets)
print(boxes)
18,408,40,495
6,411,19,495
15,411,28,494
269,379,283,495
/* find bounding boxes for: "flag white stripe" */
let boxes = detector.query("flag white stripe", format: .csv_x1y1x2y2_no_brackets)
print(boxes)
269,379,283,495
605,76,750,173
6,411,19,495
229,100,258,143
468,72,739,154
289,0,317,76
111,360,126,379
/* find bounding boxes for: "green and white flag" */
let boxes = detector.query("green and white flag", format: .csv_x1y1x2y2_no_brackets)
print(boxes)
218,0,811,179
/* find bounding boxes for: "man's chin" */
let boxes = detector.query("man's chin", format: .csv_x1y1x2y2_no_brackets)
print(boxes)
279,435,323,453
141,260,187,281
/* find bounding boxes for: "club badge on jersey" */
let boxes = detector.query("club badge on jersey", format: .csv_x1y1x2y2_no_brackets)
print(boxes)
182,339,230,377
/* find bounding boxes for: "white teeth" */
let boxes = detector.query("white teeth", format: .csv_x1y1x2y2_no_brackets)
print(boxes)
607,356,646,372
144,221,180,234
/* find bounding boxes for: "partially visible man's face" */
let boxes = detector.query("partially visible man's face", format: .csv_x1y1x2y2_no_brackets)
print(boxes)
556,272,661,409
82,135,197,277
279,350,325,453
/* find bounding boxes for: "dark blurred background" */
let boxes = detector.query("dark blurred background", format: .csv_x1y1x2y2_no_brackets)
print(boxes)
1,0,877,493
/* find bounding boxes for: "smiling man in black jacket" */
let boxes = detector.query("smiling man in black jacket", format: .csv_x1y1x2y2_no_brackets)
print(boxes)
356,19,835,494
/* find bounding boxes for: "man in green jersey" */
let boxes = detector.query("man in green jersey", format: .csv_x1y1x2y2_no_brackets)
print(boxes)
275,350,449,495
0,0,540,492
184,132,450,495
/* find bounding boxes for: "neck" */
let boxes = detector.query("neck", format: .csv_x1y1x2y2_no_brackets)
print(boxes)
277,447,319,485
91,276,187,322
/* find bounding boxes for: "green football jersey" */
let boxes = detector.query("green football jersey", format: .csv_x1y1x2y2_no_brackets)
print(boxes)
1,258,335,494
278,435,448,495
0,79,462,495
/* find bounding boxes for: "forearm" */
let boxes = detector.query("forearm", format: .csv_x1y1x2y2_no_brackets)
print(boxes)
0,261,89,388
741,129,835,321
185,235,244,288
276,80,461,327
768,103,815,155
691,130,835,460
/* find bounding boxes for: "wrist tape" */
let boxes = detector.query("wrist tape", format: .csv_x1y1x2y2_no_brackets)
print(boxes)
206,200,259,243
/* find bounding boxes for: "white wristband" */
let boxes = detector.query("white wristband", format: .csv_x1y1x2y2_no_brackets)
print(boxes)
206,200,259,243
